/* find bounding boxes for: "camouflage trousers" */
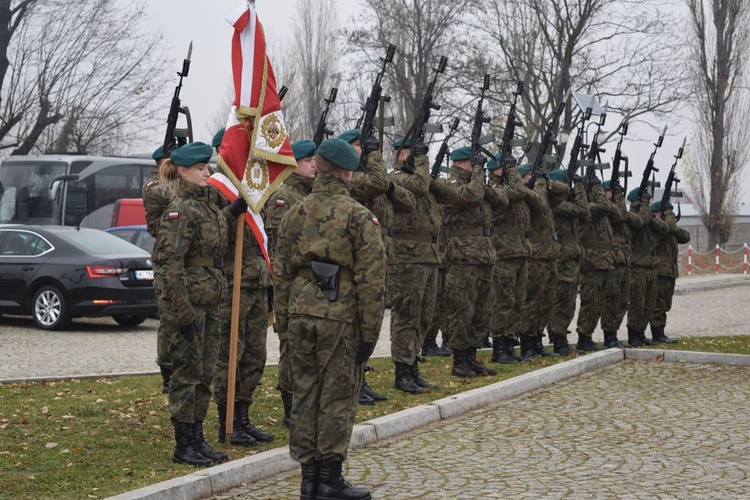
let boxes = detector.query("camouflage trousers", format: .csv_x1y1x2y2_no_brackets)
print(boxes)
153,270,173,368
547,258,579,337
213,286,269,403
443,263,493,351
576,268,610,336
288,317,363,464
491,257,528,340
523,259,557,337
167,304,222,423
627,266,657,331
389,264,438,364
650,275,676,329
423,266,447,345
601,264,630,332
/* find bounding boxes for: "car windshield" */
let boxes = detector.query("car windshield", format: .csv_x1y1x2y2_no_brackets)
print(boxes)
65,230,147,255
0,161,68,224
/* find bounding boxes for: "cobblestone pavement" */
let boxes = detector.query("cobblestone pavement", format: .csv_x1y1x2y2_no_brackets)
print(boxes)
218,361,750,499
1,277,748,382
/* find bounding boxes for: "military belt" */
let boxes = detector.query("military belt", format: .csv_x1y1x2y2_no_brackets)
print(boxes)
498,227,531,238
584,242,611,250
381,226,393,237
612,236,627,243
529,234,553,243
297,267,354,281
185,257,224,268
447,227,491,238
391,232,437,243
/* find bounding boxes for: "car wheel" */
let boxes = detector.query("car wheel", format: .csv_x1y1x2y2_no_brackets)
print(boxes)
32,285,71,330
112,314,148,327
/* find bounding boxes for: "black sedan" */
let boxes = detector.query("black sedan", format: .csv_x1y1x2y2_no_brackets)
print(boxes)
0,225,157,330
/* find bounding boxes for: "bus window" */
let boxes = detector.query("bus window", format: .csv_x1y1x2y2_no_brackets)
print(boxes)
0,161,67,224
91,165,144,212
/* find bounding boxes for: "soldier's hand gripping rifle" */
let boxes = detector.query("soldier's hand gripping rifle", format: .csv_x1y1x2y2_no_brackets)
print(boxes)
530,90,569,181
313,87,338,148
358,44,396,143
499,80,524,176
661,137,686,214
162,43,193,158
638,125,667,202
470,74,492,164
609,121,628,191
565,118,589,188
431,117,460,177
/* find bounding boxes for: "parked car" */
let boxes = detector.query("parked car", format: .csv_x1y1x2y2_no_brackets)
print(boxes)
105,225,155,253
0,225,157,330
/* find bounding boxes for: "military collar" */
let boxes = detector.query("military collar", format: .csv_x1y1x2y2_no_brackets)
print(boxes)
450,164,472,181
286,173,314,194
178,177,211,201
313,174,351,195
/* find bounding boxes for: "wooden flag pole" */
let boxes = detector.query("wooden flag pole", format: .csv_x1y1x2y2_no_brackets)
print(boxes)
226,216,245,435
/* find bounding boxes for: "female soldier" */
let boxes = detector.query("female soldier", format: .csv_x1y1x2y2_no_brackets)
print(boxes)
155,142,246,466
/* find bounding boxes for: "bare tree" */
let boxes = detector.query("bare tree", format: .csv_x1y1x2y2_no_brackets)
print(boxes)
683,0,750,249
0,0,169,157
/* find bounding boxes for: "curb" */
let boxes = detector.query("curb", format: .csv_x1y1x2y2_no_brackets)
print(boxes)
625,348,750,366
108,349,625,500
673,277,750,295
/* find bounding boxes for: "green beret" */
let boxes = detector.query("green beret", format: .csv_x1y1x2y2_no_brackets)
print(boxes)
651,201,663,211
170,142,213,166
601,180,611,191
392,137,411,149
211,128,225,148
487,153,502,171
627,187,640,202
317,138,359,172
517,163,533,177
152,145,165,160
292,140,316,160
546,169,567,183
338,129,360,144
450,146,472,161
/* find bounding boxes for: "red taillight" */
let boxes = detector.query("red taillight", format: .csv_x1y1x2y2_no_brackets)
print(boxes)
86,265,128,278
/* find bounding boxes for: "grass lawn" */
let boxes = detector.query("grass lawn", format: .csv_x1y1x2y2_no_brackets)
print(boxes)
1,336,748,499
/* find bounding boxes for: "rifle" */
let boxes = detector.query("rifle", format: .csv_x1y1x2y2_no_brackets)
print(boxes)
499,80,524,169
397,56,448,163
565,123,587,188
278,85,288,102
470,74,492,161
358,44,396,143
530,90,569,179
584,106,607,188
431,117,460,177
313,87,338,148
637,125,667,202
162,42,193,158
661,137,686,211
610,121,628,191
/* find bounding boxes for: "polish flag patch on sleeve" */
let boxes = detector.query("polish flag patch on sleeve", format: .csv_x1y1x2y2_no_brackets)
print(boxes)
275,199,286,207
168,212,179,220
372,216,380,225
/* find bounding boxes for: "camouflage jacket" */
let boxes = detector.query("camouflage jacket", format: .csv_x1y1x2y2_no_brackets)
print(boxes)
389,155,441,265
579,184,615,270
273,174,387,342
142,167,172,243
432,164,495,264
609,194,638,266
212,188,272,289
262,174,313,262
629,201,670,268
486,166,531,259
654,210,691,277
549,182,590,262
153,179,230,325
526,178,560,260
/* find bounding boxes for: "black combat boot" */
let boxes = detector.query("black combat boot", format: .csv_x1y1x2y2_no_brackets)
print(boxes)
651,326,678,344
603,331,622,348
533,336,550,357
193,420,228,464
421,339,442,357
217,401,257,447
627,327,644,347
437,340,452,356
550,334,574,356
300,461,319,500
237,400,274,442
394,362,423,394
280,390,293,429
492,337,518,364
358,386,375,405
317,460,371,500
482,337,493,349
411,360,439,389
451,349,477,378
466,347,497,375
171,420,213,466
360,372,387,402
520,335,536,361
504,337,526,362
576,335,601,353
159,364,172,393
638,329,653,346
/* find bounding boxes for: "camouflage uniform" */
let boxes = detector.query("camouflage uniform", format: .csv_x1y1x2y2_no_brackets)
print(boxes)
273,173,386,464
153,179,229,424
142,167,173,370
547,183,589,345
650,209,691,334
575,184,615,347
422,206,448,352
262,173,313,396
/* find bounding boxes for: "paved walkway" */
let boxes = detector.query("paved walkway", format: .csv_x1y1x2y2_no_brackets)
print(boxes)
218,360,750,499
1,274,748,382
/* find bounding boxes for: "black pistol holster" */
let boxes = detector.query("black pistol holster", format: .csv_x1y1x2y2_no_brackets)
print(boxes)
310,260,341,301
